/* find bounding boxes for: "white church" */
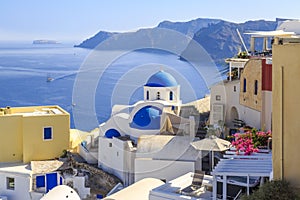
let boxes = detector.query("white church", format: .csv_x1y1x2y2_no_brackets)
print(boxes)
80,70,205,186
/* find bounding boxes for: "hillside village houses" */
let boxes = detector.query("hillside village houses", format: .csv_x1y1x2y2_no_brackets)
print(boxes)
103,23,300,200
82,70,207,186
209,33,277,133
1,19,300,200
0,71,211,199
0,105,120,200
0,106,70,199
209,20,300,135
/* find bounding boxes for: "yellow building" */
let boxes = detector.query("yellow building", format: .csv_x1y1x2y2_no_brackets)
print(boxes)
0,105,70,163
272,37,300,191
239,57,273,130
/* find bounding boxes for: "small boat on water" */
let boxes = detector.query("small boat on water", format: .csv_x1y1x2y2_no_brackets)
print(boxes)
47,75,54,82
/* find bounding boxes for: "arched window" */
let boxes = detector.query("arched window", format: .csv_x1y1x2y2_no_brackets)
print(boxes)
146,91,149,100
243,78,247,93
254,80,258,95
169,91,173,101
157,92,160,100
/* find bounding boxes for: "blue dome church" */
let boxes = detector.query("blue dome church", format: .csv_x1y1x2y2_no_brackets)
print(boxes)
93,70,197,187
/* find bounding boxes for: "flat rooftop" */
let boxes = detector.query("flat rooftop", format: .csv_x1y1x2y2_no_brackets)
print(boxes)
0,162,32,176
0,160,66,177
150,172,213,199
152,172,212,193
0,105,68,117
31,160,65,174
104,178,164,200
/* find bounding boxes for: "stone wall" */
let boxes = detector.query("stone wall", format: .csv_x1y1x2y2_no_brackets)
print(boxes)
239,59,262,111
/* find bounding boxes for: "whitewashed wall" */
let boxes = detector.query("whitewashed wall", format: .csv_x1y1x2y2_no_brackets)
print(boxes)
144,86,180,104
135,159,195,183
0,173,31,200
98,137,135,186
210,81,262,130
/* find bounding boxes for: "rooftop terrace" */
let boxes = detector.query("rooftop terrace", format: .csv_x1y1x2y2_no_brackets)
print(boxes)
0,105,68,117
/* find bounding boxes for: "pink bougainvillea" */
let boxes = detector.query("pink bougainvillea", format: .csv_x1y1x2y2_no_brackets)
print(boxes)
231,129,271,155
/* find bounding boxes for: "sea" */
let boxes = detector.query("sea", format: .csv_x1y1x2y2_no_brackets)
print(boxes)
0,42,221,131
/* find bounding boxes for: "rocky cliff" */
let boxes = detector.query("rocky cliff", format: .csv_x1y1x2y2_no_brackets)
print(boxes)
75,18,278,63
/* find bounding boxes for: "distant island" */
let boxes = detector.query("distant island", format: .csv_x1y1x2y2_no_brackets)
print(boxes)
33,40,60,44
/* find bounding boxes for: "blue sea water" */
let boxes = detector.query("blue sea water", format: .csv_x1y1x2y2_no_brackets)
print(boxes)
0,42,220,131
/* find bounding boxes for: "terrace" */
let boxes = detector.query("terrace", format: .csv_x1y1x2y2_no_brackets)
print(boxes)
212,151,272,200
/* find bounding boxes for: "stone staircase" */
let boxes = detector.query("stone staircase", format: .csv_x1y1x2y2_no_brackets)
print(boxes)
180,95,211,139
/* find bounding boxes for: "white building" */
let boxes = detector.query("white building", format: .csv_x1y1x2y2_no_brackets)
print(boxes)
0,161,65,200
105,172,213,200
210,59,261,128
209,58,262,131
0,160,89,200
134,135,200,183
94,70,203,186
0,163,33,200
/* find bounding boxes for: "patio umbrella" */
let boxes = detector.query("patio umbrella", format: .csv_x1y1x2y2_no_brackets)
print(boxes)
191,135,231,170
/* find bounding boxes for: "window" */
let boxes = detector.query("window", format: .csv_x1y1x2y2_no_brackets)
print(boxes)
43,127,52,140
6,177,15,190
234,86,236,92
254,80,258,95
216,95,221,101
36,175,45,188
146,91,149,100
157,92,160,100
243,78,247,92
169,91,173,101
109,143,112,147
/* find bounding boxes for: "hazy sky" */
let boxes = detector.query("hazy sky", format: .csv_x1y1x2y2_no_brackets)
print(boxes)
1,0,299,42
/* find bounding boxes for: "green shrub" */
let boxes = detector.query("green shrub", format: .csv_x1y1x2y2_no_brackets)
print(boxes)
241,180,299,200
60,149,68,158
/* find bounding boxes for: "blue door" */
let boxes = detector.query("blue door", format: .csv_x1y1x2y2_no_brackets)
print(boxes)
46,173,57,192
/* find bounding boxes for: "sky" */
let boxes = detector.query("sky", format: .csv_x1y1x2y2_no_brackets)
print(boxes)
1,0,300,42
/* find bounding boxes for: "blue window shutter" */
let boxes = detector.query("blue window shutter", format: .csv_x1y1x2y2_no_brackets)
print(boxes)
36,175,45,188
44,127,52,140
